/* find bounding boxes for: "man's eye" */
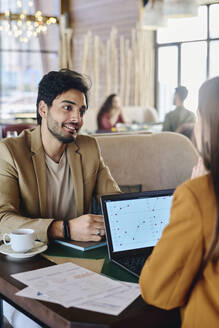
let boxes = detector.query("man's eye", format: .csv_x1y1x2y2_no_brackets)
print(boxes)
64,105,72,111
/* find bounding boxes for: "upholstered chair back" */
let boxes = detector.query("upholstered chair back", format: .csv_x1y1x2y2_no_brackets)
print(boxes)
95,132,198,191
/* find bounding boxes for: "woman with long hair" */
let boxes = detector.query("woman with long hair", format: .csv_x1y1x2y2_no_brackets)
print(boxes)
97,94,126,131
139,76,219,327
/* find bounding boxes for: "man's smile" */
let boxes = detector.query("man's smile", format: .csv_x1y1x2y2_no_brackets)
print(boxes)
62,122,79,134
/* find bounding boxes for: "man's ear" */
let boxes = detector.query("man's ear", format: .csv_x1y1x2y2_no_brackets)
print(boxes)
38,100,48,119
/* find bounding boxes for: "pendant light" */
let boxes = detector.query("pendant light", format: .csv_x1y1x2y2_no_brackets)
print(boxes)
163,0,199,18
142,0,167,30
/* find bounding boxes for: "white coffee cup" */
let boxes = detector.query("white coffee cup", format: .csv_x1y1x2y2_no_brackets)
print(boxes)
3,229,35,253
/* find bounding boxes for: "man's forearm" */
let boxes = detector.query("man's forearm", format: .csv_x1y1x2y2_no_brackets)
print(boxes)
48,220,64,239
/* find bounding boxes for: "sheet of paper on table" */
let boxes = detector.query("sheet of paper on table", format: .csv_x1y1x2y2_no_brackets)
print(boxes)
13,262,140,316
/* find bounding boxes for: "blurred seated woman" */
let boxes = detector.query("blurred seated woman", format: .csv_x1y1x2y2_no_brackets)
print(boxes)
139,76,219,327
97,94,126,131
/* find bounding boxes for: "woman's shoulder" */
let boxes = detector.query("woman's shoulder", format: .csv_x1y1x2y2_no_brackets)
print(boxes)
181,173,211,188
175,174,214,202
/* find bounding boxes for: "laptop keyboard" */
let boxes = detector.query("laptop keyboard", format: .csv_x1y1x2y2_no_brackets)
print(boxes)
117,254,147,276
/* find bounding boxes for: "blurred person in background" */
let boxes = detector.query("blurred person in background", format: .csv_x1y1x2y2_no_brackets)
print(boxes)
97,94,127,131
162,86,196,132
176,122,195,142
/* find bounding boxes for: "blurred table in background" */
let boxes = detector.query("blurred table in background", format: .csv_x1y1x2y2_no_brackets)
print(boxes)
88,122,163,136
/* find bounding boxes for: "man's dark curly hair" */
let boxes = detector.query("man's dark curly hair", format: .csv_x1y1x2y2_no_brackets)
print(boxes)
36,69,91,125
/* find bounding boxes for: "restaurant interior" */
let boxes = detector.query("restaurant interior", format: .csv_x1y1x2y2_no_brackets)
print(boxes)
1,0,218,136
0,0,219,327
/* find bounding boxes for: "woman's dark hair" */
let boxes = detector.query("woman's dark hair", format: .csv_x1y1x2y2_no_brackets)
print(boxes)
97,94,117,129
198,76,219,267
36,69,91,125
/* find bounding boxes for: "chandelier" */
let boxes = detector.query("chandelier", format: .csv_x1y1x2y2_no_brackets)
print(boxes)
0,0,58,43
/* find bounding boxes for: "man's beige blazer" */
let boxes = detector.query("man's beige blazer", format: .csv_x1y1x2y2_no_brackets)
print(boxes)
0,126,120,241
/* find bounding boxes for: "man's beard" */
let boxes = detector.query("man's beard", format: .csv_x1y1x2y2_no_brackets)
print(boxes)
47,116,77,144
48,126,76,144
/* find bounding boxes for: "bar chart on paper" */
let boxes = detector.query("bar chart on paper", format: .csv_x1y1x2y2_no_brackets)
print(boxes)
106,196,173,252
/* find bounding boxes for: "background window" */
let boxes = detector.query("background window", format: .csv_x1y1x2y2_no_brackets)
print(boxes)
156,3,219,120
157,46,178,120
209,41,219,78
0,0,59,120
209,4,219,38
157,6,207,44
181,42,207,111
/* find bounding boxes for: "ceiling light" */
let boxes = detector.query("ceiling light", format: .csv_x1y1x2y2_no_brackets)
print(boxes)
163,0,199,18
142,0,167,30
0,0,58,43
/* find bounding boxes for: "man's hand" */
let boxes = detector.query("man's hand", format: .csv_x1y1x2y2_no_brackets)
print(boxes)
48,214,105,242
68,214,105,242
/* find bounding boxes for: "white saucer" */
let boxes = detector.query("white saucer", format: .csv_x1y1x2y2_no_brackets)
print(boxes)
0,241,48,258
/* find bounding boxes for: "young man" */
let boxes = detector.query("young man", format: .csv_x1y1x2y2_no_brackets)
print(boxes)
1,69,120,327
162,86,196,132
0,69,120,243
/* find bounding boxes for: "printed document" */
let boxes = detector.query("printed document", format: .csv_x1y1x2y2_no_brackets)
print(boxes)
12,262,140,315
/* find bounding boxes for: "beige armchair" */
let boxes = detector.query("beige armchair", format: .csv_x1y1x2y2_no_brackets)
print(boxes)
95,132,198,191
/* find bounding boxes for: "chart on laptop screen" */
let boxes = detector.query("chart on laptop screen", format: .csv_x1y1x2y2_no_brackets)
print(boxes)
106,196,173,252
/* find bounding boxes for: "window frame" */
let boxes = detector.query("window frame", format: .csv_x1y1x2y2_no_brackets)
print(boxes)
0,0,59,119
154,3,219,113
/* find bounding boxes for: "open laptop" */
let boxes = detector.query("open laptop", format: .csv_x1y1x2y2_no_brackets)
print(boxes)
101,189,174,277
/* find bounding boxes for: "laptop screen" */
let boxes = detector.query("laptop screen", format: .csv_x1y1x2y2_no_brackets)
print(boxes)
101,190,174,253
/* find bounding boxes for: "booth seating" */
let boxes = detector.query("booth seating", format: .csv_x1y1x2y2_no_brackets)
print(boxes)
0,123,37,138
95,132,199,191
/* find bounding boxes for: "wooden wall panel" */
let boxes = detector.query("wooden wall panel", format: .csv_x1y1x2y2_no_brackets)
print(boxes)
63,0,154,123
70,0,140,39
70,0,141,75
